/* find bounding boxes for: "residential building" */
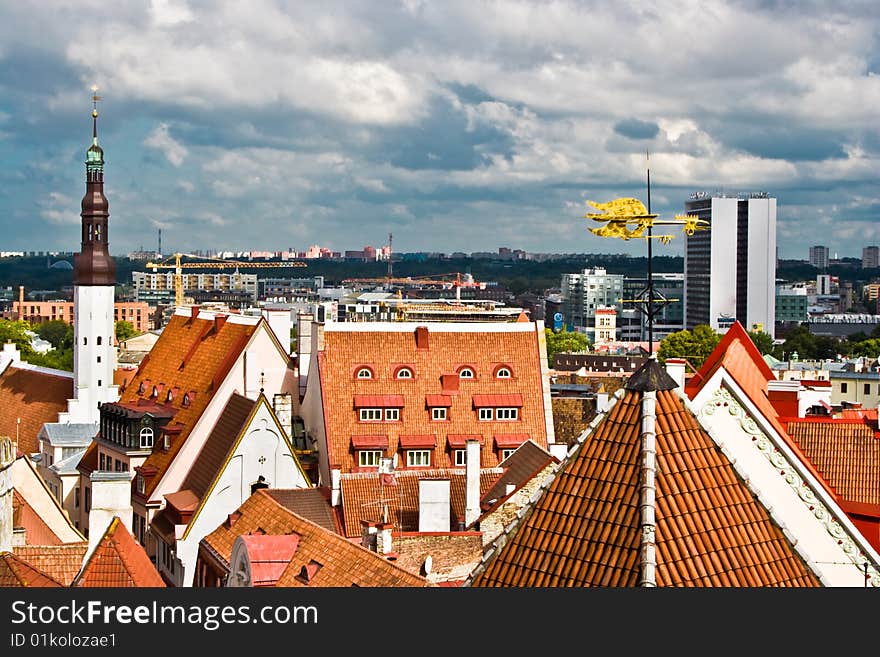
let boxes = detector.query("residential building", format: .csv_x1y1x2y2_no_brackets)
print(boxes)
132,270,258,305
560,267,624,340
809,245,830,270
776,284,808,323
683,193,776,338
36,423,94,529
13,298,152,333
830,367,880,409
299,320,560,501
863,246,880,269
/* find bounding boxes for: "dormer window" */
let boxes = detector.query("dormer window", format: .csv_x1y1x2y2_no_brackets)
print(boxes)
182,393,190,408
495,366,512,379
166,390,173,403
396,367,413,380
136,475,145,495
138,382,145,395
356,367,373,380
139,427,154,449
151,386,159,399
163,434,171,451
459,367,475,379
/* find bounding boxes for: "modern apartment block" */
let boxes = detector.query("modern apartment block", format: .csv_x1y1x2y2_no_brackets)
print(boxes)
809,245,829,270
683,193,777,337
132,270,258,304
560,267,623,341
864,246,880,269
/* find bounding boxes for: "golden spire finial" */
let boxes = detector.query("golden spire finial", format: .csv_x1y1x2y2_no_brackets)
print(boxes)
91,84,101,118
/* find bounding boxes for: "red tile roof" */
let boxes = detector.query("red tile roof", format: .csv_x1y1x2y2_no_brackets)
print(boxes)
425,394,453,407
472,393,523,407
353,394,405,408
339,468,503,537
480,440,557,513
200,489,428,587
493,433,530,448
241,534,301,586
447,434,483,447
351,435,389,448
787,419,880,505
318,324,550,473
0,363,72,455
468,381,821,587
0,552,64,587
398,434,436,448
122,313,260,499
13,543,89,585
13,489,63,546
73,517,165,587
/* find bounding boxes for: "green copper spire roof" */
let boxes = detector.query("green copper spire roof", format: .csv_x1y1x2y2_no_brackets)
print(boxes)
86,89,104,173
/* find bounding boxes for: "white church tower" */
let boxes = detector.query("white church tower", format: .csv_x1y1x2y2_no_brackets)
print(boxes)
59,90,119,424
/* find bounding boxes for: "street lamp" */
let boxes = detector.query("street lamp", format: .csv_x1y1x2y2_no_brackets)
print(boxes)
584,152,707,355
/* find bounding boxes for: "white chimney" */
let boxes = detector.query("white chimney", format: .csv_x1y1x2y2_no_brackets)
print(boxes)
272,393,293,438
376,522,394,555
665,358,686,390
418,479,450,532
0,437,15,554
596,390,610,413
330,468,341,506
296,312,313,398
464,439,481,527
262,308,293,356
85,471,132,561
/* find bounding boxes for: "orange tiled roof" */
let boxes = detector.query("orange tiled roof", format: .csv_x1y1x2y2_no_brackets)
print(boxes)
13,543,88,585
13,489,63,546
0,552,64,587
480,440,557,513
122,313,260,499
73,517,165,587
318,324,550,473
201,489,428,587
339,468,503,537
468,377,821,587
0,363,72,455
787,419,880,505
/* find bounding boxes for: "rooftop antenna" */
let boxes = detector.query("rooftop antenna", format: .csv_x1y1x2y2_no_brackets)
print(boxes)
386,232,393,289
158,228,162,257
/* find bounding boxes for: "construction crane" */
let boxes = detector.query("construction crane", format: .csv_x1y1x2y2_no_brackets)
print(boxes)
145,252,307,307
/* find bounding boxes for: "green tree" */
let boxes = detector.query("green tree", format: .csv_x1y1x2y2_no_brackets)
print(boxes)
115,320,138,342
850,338,880,359
545,328,590,367
26,349,74,372
36,319,73,350
0,319,35,356
748,330,775,356
657,325,720,369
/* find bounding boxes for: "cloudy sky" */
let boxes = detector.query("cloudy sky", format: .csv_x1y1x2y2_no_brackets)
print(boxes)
0,0,877,260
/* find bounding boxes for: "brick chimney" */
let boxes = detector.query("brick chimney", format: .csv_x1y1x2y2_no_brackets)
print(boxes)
415,326,429,350
273,393,293,437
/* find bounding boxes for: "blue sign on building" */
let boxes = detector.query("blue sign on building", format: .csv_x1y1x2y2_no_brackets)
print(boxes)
553,312,563,331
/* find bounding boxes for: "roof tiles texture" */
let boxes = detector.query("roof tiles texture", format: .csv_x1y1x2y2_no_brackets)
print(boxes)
0,364,72,455
319,325,549,473
787,420,880,505
339,468,502,537
13,489,63,546
201,489,427,587
121,313,259,498
0,553,64,587
480,440,556,511
13,543,89,586
73,518,165,587
468,388,821,587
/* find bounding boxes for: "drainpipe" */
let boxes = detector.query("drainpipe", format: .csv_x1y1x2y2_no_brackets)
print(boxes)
639,389,658,588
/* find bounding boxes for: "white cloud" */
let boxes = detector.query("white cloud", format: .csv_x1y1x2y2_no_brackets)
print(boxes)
143,123,188,167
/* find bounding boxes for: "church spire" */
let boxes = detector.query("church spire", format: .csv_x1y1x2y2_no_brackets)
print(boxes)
74,85,116,286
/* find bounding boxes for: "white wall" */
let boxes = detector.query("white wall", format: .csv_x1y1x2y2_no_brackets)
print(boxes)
709,198,738,332
746,198,777,338
173,400,310,586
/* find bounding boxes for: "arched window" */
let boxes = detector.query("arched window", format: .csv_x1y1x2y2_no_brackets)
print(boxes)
166,390,173,403
356,367,373,380
182,394,190,408
458,367,475,379
151,386,159,398
495,366,512,379
396,367,413,380
97,336,102,346
139,428,154,449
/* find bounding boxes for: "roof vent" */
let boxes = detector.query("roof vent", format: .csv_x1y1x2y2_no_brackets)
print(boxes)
296,560,323,584
415,326,429,350
225,511,241,528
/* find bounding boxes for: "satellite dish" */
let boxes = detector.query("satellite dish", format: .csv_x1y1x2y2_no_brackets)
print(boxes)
422,555,433,576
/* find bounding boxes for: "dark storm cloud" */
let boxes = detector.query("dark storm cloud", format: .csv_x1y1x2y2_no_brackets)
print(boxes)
613,118,660,141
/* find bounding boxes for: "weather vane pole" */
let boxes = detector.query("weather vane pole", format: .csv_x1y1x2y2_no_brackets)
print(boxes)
584,151,707,358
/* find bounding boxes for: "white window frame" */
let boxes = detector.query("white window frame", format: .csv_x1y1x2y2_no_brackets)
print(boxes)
136,475,145,495
431,407,447,421
356,367,373,379
396,367,413,379
496,367,512,379
406,450,431,467
139,427,154,448
478,407,493,421
501,448,517,460
496,407,518,420
358,450,382,467
359,408,383,421
459,367,475,379
385,408,400,421
453,449,467,466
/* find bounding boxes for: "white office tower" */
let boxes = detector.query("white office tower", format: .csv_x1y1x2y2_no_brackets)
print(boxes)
683,193,777,339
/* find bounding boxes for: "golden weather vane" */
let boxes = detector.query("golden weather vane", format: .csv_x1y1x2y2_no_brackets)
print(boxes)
91,84,102,116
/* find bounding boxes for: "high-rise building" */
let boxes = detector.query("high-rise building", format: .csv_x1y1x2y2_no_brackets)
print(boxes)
560,267,623,341
683,193,776,338
863,246,880,269
808,245,829,270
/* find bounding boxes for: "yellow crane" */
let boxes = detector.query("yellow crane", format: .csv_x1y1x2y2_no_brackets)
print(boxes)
145,252,307,307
